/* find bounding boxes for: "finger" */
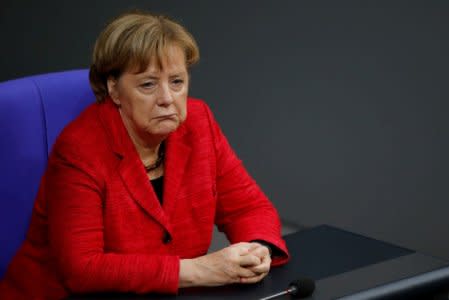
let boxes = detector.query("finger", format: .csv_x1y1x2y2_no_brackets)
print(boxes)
232,243,254,255
249,245,270,258
249,262,271,274
250,255,271,273
251,255,271,271
232,242,254,250
238,253,261,267
240,272,267,284
236,266,258,278
248,242,263,251
261,253,272,264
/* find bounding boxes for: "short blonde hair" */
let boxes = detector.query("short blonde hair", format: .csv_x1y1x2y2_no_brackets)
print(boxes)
89,11,200,103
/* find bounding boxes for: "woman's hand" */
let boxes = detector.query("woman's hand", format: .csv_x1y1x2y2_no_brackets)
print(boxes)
179,242,271,287
242,242,272,284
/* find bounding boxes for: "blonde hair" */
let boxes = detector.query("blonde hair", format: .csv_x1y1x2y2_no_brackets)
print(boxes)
89,11,200,103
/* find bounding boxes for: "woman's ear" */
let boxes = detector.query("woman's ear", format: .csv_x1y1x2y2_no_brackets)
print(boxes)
106,76,121,107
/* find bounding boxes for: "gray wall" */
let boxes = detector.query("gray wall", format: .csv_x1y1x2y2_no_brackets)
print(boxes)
1,1,449,259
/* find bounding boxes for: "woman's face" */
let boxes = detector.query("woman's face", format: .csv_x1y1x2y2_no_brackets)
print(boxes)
107,45,189,142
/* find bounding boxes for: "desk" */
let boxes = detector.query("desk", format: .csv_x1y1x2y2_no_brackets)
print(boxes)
68,225,449,300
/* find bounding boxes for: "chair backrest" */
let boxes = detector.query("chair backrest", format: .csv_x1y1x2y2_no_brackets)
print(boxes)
0,69,95,276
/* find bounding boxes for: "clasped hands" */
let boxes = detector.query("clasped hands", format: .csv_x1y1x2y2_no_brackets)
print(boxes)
179,242,271,287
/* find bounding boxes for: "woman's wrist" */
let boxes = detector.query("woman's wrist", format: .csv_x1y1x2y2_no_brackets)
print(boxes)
179,258,198,288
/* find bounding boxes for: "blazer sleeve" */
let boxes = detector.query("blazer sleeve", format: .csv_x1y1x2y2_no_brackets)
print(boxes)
202,102,290,266
46,139,180,294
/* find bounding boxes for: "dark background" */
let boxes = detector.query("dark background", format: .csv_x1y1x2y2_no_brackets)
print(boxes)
1,1,448,259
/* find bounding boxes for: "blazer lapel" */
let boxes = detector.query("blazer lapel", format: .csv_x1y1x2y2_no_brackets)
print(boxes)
162,124,192,220
98,99,169,230
117,154,169,229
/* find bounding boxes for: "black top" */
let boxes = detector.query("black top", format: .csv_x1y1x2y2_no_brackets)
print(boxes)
150,176,164,204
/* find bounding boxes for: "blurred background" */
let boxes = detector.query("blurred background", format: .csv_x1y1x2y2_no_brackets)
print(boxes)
1,0,448,258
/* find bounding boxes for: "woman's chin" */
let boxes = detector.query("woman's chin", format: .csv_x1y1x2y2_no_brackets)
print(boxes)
152,123,180,136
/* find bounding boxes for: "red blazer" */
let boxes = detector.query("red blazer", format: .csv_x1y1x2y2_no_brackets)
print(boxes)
0,98,289,299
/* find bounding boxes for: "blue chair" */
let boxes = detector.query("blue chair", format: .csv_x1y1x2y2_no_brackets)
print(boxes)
0,69,95,277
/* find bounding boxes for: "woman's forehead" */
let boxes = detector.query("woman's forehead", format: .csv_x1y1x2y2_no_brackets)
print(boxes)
128,44,186,75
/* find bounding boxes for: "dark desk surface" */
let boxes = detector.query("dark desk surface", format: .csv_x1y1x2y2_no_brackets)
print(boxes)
68,225,449,300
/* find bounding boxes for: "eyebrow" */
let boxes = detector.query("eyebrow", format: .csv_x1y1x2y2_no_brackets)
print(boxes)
139,75,159,80
138,72,187,80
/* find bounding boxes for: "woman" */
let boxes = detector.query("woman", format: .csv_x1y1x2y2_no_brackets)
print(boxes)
0,11,289,299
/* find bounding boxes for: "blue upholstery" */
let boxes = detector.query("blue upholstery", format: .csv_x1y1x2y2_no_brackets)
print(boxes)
0,69,95,276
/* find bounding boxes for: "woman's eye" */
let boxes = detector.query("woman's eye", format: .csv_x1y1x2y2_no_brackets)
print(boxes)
141,82,155,89
172,79,184,85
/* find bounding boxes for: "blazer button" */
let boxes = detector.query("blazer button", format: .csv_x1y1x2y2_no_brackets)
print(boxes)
162,231,172,244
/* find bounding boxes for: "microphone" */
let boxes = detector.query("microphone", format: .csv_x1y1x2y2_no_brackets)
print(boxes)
259,278,316,300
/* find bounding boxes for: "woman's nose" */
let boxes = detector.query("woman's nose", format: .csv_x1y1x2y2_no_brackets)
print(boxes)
157,83,174,106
